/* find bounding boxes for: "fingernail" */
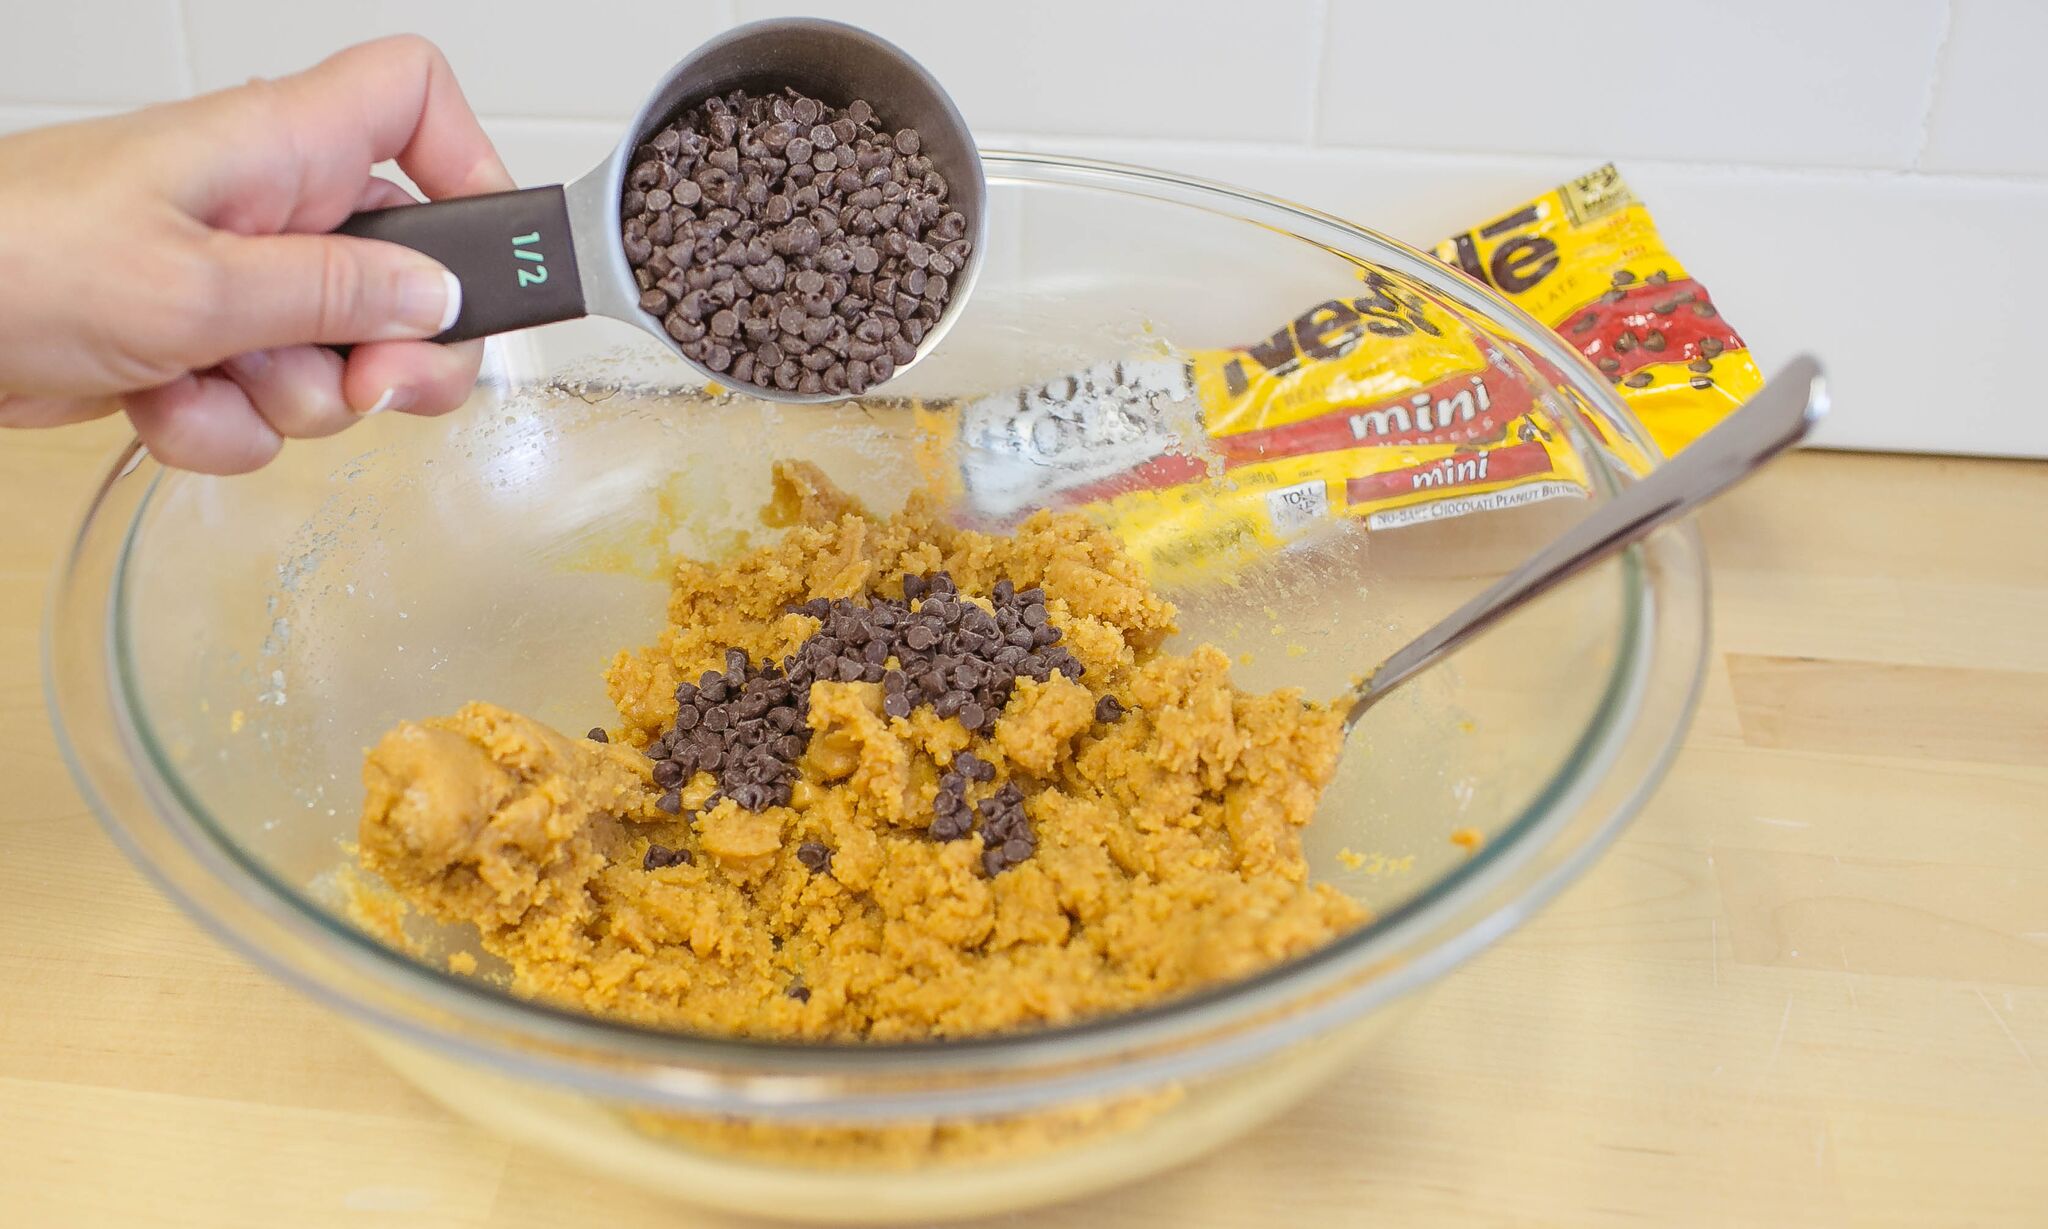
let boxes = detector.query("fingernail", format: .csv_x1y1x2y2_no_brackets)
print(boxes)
436,269,462,332
396,264,463,337
361,386,411,417
222,349,271,378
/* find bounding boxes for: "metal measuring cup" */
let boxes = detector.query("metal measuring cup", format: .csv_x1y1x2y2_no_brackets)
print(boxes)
336,18,986,402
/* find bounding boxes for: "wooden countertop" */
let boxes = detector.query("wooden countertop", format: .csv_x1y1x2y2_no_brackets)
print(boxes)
4,424,2043,1227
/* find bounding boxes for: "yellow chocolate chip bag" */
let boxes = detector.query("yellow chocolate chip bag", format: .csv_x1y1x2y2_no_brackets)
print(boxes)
945,166,1761,584
1435,163,1762,459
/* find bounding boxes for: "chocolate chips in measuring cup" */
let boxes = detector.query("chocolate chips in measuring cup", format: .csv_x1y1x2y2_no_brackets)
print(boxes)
619,87,972,397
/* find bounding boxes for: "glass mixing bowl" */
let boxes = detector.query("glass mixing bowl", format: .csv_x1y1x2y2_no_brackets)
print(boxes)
47,153,1707,1222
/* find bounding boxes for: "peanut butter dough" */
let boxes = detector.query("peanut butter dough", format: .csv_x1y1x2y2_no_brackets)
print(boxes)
358,464,1363,1040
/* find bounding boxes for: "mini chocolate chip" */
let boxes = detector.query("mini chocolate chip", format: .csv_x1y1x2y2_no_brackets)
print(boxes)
1095,695,1126,723
796,840,832,872
656,789,682,814
1624,371,1654,389
587,727,609,743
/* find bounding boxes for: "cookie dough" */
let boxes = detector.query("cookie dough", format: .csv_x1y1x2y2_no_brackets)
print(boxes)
358,464,1363,1040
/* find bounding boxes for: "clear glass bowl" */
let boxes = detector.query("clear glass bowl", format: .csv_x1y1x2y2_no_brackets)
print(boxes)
46,153,1708,1222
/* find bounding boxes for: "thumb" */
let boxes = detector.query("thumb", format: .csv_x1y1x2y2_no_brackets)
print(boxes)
204,231,461,352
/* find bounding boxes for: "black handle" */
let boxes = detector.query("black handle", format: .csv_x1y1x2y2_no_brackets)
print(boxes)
336,186,587,343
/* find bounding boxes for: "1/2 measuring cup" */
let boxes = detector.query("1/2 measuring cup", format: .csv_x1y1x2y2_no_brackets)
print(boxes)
335,18,985,402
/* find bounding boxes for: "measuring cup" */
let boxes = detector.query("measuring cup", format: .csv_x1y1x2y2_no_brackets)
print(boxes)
336,18,986,402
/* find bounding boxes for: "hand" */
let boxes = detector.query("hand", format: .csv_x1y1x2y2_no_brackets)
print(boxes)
0,35,516,474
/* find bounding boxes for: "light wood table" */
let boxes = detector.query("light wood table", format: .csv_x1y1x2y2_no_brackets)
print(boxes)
4,423,2043,1228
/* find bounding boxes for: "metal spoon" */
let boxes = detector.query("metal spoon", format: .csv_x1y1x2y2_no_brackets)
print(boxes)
1346,354,1828,728
334,18,986,402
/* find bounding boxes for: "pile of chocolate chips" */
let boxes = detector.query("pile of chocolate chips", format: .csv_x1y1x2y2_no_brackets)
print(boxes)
930,750,996,841
618,86,972,397
933,752,1034,875
642,843,694,870
631,572,1093,875
785,572,1083,737
971,782,1033,876
649,648,808,814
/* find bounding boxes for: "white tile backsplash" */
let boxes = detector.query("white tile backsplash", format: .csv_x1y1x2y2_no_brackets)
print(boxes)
0,106,117,138
474,120,619,187
1007,138,1592,249
183,0,734,121
1618,164,2048,459
1,0,2044,457
0,0,188,105
1009,137,2048,459
1320,0,1949,171
1919,0,2048,175
733,0,1321,142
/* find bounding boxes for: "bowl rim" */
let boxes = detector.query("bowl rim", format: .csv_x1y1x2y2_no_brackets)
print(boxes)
49,151,1709,1116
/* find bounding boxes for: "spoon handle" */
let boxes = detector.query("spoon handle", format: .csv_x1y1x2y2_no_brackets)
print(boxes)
1346,355,1829,727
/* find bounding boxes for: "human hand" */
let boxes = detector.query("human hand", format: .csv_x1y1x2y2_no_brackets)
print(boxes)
0,35,515,474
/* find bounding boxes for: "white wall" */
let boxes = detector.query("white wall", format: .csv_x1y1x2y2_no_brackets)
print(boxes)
4,0,2044,457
